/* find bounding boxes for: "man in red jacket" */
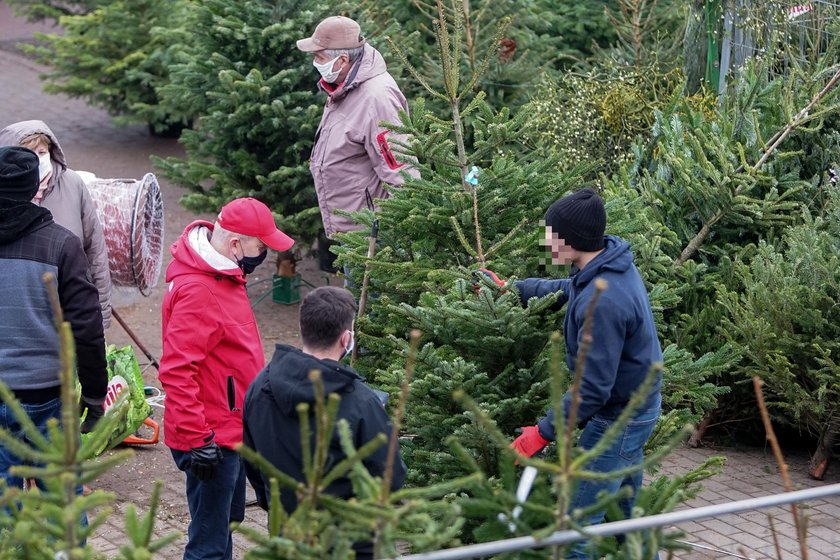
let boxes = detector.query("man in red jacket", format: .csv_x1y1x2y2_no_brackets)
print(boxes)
158,197,294,560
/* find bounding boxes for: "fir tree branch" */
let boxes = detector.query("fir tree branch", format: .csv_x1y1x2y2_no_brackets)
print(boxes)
381,329,420,503
268,478,285,537
297,401,313,487
322,426,386,489
449,216,479,258
676,65,840,266
471,180,486,266
485,217,528,259
43,272,83,553
461,16,511,96
373,329,421,558
392,472,482,501
235,444,303,492
308,373,340,509
460,0,476,75
385,36,447,101
571,363,662,469
754,377,810,560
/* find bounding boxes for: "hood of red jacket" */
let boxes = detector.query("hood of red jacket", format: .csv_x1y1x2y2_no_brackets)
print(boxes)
165,221,246,285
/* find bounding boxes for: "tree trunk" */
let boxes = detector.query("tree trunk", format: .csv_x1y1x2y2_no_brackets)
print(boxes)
687,410,714,448
809,424,838,480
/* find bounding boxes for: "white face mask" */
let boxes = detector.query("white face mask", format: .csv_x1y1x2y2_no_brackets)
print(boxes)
343,330,355,359
38,153,52,182
313,56,342,84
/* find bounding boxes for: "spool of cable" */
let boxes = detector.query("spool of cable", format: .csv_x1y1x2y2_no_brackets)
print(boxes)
84,173,165,296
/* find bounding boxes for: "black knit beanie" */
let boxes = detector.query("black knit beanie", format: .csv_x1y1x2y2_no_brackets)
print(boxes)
0,146,40,201
544,187,606,252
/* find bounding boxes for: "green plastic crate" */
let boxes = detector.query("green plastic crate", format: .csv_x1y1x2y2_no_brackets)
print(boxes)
272,274,301,305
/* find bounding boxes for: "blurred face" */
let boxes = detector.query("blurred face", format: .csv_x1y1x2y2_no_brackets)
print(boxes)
543,226,575,266
21,138,51,204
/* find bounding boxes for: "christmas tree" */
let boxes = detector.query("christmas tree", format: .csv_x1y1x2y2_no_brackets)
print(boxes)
0,276,177,559
603,49,840,451
719,186,840,479
21,0,191,133
334,1,731,491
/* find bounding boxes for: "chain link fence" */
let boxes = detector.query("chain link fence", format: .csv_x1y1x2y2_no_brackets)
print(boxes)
719,0,840,93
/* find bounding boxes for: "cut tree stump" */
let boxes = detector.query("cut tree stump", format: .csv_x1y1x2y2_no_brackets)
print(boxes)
809,427,837,480
688,412,714,448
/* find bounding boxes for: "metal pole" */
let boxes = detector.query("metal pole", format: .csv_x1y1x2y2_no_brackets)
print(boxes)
112,308,160,371
718,0,734,99
351,218,379,363
394,483,840,560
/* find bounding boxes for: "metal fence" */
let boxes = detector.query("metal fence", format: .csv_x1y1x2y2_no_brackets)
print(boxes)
719,0,840,94
391,483,840,560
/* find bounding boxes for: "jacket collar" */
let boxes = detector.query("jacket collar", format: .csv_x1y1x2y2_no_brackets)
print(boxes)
0,198,52,244
266,344,363,415
572,235,633,287
316,44,385,104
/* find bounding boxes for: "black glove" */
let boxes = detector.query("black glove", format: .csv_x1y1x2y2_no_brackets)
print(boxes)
189,441,224,481
80,397,105,434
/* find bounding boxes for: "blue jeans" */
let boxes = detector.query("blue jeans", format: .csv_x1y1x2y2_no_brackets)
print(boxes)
0,397,63,490
171,447,245,560
567,396,661,560
0,397,88,532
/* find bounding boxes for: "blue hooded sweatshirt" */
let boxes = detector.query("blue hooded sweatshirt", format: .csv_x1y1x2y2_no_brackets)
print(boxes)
516,235,662,440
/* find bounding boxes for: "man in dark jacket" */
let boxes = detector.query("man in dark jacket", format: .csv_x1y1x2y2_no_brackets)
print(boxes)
0,146,107,489
509,188,662,559
243,286,406,559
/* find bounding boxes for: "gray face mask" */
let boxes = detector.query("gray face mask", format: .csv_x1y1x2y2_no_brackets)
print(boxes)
343,330,355,360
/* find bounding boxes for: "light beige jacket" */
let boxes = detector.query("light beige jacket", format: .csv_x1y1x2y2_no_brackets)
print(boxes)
0,120,112,328
310,44,419,238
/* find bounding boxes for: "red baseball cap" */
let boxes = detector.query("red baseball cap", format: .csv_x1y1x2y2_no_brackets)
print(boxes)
217,198,295,252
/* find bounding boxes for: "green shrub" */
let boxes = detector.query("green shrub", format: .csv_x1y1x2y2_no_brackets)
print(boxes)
22,0,191,133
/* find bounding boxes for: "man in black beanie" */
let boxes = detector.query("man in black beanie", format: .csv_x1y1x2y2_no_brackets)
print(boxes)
510,187,663,559
0,146,108,490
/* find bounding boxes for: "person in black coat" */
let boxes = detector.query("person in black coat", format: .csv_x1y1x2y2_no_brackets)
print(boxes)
0,146,107,489
242,286,405,559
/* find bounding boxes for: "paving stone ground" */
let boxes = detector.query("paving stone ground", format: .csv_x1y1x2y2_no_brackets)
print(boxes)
1,3,839,558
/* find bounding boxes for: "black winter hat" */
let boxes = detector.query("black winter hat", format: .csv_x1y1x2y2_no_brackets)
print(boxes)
544,187,606,252
0,146,40,201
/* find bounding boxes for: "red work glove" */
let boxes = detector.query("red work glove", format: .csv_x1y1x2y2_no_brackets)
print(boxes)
472,268,506,295
511,425,549,459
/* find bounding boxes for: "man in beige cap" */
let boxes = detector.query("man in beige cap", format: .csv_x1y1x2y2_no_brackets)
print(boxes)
297,16,418,249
